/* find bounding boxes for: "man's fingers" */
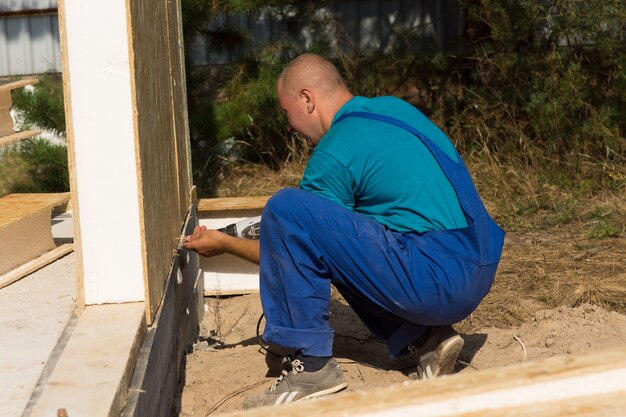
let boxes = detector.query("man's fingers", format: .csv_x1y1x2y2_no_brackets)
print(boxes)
182,228,225,257
184,232,198,244
187,225,207,242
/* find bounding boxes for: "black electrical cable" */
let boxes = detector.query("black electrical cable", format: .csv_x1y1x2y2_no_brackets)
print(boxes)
255,313,284,358
255,312,415,372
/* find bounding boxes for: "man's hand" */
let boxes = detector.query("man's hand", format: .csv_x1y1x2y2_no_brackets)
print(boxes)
183,226,229,257
184,225,260,264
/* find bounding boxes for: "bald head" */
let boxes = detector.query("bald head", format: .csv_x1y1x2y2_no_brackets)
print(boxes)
278,54,350,98
276,54,354,144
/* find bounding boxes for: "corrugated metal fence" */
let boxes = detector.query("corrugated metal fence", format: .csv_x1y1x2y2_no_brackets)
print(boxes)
0,0,60,76
190,0,464,65
0,0,463,77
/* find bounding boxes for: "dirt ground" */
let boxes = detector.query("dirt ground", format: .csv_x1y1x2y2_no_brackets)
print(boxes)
177,224,626,416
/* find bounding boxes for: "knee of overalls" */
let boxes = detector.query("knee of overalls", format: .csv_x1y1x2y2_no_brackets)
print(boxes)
263,188,330,228
263,188,303,221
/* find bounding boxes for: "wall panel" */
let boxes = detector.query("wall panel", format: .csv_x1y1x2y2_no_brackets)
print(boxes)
60,0,191,321
127,0,191,321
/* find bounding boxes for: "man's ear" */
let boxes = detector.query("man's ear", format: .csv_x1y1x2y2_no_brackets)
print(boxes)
300,89,314,113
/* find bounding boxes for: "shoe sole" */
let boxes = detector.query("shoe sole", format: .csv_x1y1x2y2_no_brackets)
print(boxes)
300,382,348,402
419,335,464,379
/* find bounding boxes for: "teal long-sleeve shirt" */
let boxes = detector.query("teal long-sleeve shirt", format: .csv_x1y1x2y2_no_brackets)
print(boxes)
300,96,468,233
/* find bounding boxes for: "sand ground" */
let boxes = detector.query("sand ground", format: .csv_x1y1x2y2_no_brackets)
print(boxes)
177,227,626,416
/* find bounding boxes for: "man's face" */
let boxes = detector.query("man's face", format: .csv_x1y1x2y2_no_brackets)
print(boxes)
277,82,320,147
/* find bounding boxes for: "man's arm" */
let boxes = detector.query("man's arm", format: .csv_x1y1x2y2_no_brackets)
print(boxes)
183,226,260,265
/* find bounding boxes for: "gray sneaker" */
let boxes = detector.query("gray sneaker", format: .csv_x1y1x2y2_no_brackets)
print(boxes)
410,326,464,380
243,357,347,409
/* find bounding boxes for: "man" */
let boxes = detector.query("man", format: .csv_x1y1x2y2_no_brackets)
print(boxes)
184,54,505,408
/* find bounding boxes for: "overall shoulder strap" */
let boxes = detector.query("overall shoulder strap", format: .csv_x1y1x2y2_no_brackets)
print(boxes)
335,111,426,140
334,111,462,165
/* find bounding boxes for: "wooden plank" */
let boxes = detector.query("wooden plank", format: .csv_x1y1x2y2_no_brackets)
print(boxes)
128,0,181,319
0,193,70,227
0,243,73,289
29,302,146,417
0,78,39,92
0,80,40,136
455,392,626,417
57,0,86,311
0,193,69,276
0,130,42,147
166,0,192,220
126,0,192,322
0,90,14,136
198,196,270,212
205,288,259,296
220,346,626,417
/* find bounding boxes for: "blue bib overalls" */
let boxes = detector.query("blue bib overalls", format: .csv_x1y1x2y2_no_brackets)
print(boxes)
259,112,505,357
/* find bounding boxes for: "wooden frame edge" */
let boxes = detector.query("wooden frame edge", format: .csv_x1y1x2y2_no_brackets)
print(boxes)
57,0,85,314
197,196,271,213
0,243,74,289
0,130,42,147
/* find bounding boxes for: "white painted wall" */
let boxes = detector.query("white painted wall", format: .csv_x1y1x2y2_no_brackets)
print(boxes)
62,0,144,303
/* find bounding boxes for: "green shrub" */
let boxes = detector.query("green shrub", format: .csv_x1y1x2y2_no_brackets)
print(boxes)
454,0,626,161
1,74,69,196
214,52,296,166
186,0,625,200
11,74,66,136
0,138,69,194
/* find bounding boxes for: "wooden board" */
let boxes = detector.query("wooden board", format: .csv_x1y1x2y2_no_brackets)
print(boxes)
0,79,39,137
0,90,14,136
0,79,39,92
220,346,626,417
57,0,83,310
198,196,270,212
0,193,70,227
127,0,192,322
0,130,42,147
29,302,146,417
0,243,73,289
0,193,70,276
453,392,626,417
167,0,193,220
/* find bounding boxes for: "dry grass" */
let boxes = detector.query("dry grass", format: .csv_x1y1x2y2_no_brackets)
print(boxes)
0,150,32,197
215,160,306,197
459,223,626,332
459,189,626,333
